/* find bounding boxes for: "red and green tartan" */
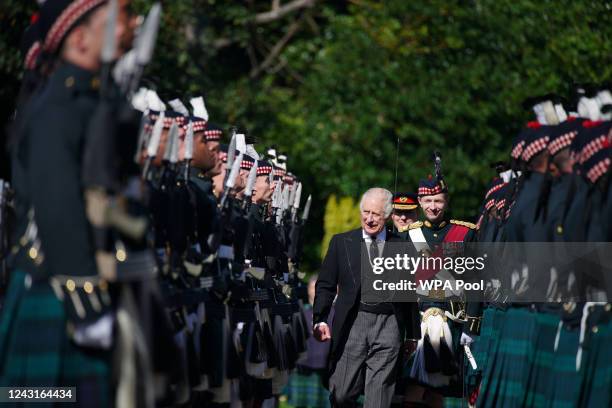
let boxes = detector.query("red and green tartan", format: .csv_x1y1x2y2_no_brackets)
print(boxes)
0,270,112,407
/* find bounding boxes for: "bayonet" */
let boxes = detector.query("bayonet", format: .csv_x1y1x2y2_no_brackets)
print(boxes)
276,184,289,225
288,182,297,210
301,194,312,221
243,161,258,211
222,130,237,188
292,183,302,210
141,108,164,179
146,111,164,158
100,0,119,92
163,121,178,162
183,121,194,179
226,129,237,170
271,182,281,209
112,49,136,89
136,3,161,66
235,133,246,154
126,3,162,95
291,182,302,222
220,152,243,208
271,182,283,225
133,113,150,164
168,122,180,165
281,185,290,213
245,162,258,199
226,153,243,190
101,0,118,62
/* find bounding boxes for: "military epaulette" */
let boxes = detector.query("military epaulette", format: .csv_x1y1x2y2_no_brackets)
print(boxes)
450,219,478,230
408,221,423,230
397,225,409,233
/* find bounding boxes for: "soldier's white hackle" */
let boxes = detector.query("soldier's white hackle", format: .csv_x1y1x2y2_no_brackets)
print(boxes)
189,96,209,121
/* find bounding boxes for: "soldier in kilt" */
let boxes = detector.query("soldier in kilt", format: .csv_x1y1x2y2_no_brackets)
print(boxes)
0,1,133,406
573,114,612,407
486,119,556,408
402,175,478,408
466,178,508,406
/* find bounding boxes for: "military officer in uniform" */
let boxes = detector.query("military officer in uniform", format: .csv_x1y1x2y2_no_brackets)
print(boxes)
390,192,418,238
403,175,479,407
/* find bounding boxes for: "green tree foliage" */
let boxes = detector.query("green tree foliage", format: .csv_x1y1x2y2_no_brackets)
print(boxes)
0,1,38,176
321,195,361,260
1,0,611,270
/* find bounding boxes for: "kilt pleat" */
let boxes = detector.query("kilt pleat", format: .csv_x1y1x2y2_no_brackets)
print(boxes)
545,324,580,408
0,271,111,407
0,270,28,359
480,307,537,408
472,307,497,378
524,311,558,407
477,308,507,407
577,307,611,408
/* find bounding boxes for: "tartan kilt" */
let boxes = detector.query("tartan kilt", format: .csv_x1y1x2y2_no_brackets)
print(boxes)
524,311,559,407
455,306,502,408
283,370,330,408
476,307,506,406
577,305,612,408
0,270,111,407
546,323,580,408
472,307,500,378
403,303,465,398
478,307,537,408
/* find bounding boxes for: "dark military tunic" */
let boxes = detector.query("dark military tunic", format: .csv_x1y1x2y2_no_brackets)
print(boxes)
396,228,409,241
547,174,573,242
491,170,563,407
0,62,111,400
504,172,549,242
245,204,266,267
187,167,220,259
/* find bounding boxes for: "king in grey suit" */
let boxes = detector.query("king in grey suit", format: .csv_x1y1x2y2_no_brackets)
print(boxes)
313,188,420,408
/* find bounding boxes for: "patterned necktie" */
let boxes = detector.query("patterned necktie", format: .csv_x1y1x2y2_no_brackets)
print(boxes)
369,236,380,264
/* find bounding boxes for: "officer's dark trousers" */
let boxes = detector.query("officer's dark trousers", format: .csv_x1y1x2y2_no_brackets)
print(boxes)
329,311,400,408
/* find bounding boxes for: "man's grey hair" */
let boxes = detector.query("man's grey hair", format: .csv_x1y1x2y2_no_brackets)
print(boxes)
359,187,393,218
